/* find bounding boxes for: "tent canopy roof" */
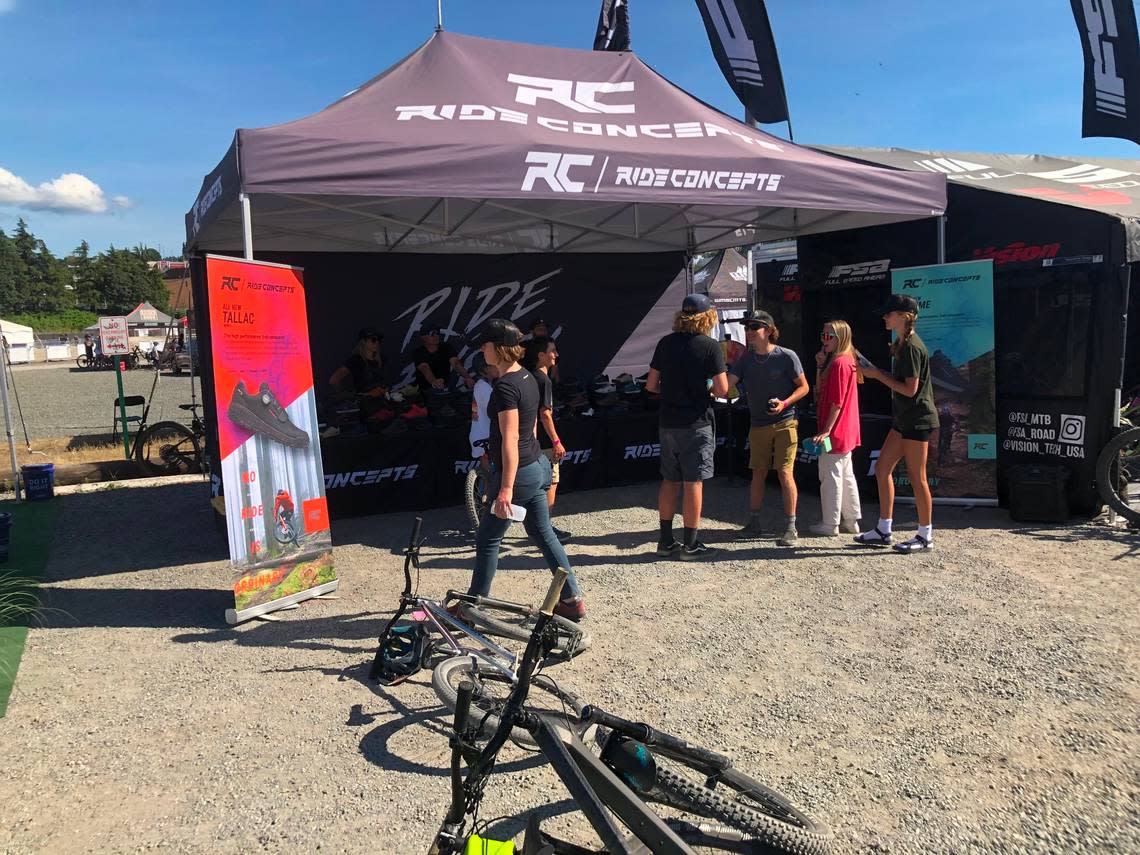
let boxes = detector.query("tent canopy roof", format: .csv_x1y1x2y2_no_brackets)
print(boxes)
186,31,945,255
817,145,1140,259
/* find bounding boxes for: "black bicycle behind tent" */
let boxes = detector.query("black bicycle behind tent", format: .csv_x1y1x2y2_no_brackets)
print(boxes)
133,402,205,476
428,570,834,855
1095,385,1140,526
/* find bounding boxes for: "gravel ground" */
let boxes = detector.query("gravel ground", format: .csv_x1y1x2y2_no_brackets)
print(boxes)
5,363,200,439
0,477,1136,854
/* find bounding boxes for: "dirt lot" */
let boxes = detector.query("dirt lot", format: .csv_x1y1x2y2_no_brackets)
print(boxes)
5,362,199,440
0,477,1136,854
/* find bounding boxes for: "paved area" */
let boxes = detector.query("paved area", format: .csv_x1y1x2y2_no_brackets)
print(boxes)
5,363,201,440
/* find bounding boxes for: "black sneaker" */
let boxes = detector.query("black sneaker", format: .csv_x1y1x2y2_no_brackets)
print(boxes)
679,541,716,561
552,526,573,543
655,539,681,557
227,381,310,449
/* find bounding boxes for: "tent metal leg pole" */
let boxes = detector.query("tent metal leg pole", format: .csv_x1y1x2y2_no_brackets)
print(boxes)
0,341,21,500
937,215,946,264
240,193,254,260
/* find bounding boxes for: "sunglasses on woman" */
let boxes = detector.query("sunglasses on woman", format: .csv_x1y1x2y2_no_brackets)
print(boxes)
745,322,767,331
820,331,837,341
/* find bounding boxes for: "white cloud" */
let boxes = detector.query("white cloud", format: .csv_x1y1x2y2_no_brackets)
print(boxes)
112,195,135,209
0,166,131,214
0,1,15,13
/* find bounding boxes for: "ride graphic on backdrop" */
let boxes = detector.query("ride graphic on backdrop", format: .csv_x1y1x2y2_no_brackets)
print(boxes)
890,260,997,502
205,255,337,624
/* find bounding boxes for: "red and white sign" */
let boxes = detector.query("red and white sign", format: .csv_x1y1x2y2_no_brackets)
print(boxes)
98,316,130,355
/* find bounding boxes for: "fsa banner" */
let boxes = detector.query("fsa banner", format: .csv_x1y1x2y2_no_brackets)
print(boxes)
205,255,337,624
890,260,997,504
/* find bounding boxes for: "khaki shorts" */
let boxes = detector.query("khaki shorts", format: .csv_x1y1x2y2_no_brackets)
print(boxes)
542,447,561,485
749,419,798,472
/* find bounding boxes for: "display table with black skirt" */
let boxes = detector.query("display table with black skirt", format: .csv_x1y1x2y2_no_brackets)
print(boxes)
321,409,897,518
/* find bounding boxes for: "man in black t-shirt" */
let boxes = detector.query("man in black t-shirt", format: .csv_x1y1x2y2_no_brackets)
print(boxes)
646,293,729,560
412,325,473,391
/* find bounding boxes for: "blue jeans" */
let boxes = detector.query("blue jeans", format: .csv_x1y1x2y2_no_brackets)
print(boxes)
468,456,582,601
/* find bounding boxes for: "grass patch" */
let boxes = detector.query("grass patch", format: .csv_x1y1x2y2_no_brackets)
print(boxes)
0,500,60,717
16,436,127,467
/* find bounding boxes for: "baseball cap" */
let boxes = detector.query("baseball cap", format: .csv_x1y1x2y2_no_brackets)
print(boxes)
357,326,383,341
530,317,550,330
418,324,441,337
741,310,775,328
875,294,920,316
681,293,713,314
469,318,523,348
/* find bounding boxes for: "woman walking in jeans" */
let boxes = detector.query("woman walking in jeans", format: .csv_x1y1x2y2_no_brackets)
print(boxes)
465,318,586,620
810,320,862,536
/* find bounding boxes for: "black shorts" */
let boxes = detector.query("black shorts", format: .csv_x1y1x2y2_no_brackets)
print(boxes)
893,424,933,442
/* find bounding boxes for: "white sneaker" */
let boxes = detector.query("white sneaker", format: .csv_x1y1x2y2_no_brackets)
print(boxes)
839,519,860,534
809,524,839,536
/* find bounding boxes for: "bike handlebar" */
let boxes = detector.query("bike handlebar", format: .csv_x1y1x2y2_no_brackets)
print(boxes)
581,705,731,771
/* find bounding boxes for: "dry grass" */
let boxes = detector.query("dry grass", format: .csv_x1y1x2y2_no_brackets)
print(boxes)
13,436,128,468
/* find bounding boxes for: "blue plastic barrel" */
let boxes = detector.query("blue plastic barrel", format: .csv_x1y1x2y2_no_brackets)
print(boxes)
21,463,55,501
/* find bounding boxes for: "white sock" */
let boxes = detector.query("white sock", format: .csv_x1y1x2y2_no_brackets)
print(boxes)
918,524,933,541
878,518,893,534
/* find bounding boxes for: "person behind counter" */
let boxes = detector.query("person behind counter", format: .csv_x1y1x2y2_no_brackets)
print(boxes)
329,326,387,402
413,325,474,391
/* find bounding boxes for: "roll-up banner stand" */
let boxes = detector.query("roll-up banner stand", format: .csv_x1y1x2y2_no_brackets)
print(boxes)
204,255,337,624
889,260,997,505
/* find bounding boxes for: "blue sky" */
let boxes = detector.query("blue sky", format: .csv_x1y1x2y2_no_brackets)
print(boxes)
1,0,1137,257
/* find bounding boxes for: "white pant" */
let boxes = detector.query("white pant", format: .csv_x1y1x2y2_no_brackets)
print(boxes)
818,451,861,527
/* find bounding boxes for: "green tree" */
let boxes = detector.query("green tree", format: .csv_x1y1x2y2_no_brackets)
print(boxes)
68,240,100,312
0,229,31,315
4,219,72,314
90,247,169,314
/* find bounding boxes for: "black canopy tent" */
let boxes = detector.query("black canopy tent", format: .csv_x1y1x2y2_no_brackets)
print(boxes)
184,31,947,515
790,146,1140,515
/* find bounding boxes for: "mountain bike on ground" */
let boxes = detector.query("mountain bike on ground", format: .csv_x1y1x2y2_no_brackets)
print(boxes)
369,517,590,746
429,570,833,855
1096,384,1140,526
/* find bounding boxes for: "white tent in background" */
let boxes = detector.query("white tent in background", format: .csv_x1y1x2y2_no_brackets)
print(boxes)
0,318,35,364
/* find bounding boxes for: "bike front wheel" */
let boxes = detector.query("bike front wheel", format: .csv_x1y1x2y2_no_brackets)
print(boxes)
652,766,833,855
76,355,89,369
135,421,201,476
432,654,588,750
452,600,591,660
1096,426,1140,524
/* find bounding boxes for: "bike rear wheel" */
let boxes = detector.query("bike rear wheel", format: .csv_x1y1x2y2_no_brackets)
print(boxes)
432,654,588,749
1095,426,1140,524
135,421,201,475
464,466,490,531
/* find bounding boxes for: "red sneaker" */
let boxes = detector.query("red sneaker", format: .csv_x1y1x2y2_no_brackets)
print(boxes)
553,597,586,621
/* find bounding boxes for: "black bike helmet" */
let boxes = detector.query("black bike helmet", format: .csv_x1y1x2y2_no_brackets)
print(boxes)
376,622,430,684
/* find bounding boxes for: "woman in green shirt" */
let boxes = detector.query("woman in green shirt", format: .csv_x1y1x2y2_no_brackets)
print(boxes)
854,294,937,553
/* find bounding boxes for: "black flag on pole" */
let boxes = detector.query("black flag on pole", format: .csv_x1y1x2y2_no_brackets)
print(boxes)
1070,0,1140,144
694,0,789,124
594,0,631,52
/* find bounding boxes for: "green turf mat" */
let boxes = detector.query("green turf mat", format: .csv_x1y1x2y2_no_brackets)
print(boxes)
0,500,60,717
